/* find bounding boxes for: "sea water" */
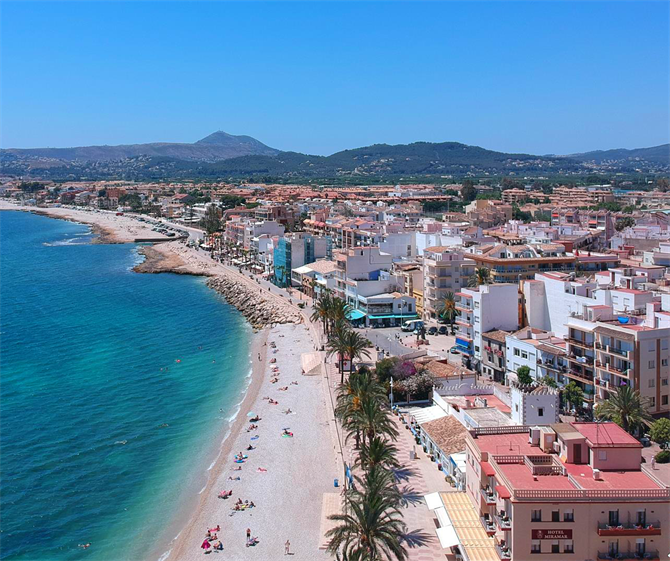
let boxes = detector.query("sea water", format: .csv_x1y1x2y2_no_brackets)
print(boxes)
0,211,252,560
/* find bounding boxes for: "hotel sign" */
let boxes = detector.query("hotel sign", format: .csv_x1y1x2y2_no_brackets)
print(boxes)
531,529,572,540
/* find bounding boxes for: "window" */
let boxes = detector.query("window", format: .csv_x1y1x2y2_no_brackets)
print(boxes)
552,510,560,522
514,348,520,356
649,379,655,388
515,404,519,412
598,450,607,461
650,397,656,407
662,359,668,367
662,395,668,406
564,540,574,554
663,378,669,386
538,407,544,417
551,541,560,554
649,360,655,369
531,540,541,554
564,509,574,522
531,509,542,522
521,351,528,359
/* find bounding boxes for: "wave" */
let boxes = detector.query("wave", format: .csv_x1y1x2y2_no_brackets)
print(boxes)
43,238,90,246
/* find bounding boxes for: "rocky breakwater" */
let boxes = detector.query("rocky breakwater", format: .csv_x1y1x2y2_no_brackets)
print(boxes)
206,276,302,329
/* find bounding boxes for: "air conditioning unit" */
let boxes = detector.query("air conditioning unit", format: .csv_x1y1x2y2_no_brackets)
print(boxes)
593,469,602,481
553,441,561,453
529,427,541,446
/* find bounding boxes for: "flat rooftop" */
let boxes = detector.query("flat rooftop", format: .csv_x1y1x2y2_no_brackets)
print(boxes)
472,432,541,457
498,463,576,491
564,463,661,490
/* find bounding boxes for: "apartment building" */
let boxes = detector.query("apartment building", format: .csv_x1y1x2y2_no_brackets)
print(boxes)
465,423,669,561
481,330,510,382
454,284,520,360
422,247,475,321
505,328,569,388
468,244,576,283
273,233,327,287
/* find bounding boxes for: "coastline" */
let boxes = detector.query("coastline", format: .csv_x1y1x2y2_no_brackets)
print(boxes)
149,327,270,561
3,201,338,560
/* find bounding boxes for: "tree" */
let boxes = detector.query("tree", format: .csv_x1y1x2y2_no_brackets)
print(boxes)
200,205,222,235
342,329,372,380
650,418,670,448
656,178,669,192
467,267,491,288
516,366,533,385
595,386,652,434
540,375,558,388
615,217,635,232
119,193,143,211
326,468,408,561
355,436,400,472
374,357,400,384
439,292,459,335
327,321,351,384
562,382,584,412
461,180,477,202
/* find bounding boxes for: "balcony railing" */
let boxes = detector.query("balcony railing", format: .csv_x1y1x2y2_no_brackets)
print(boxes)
480,487,496,505
495,544,512,560
495,514,512,531
481,516,497,535
597,551,659,560
597,521,661,536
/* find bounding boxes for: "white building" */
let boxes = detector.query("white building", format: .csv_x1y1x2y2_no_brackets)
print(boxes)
510,384,560,425
422,247,475,321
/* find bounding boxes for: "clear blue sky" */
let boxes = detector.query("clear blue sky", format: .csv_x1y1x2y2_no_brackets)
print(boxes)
2,1,669,155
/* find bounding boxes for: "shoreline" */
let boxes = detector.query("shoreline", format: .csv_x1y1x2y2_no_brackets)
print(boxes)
149,327,270,561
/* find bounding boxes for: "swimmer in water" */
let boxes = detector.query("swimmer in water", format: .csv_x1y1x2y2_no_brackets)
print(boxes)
78,544,91,549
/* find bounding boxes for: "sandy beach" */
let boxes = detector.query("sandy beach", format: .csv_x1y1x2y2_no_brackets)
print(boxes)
159,323,338,561
0,200,169,243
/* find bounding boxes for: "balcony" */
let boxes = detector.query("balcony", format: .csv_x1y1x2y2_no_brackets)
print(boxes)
597,521,661,537
599,345,633,360
495,514,512,531
481,515,497,535
597,551,659,560
481,487,496,505
566,369,594,384
495,544,512,560
567,337,594,350
568,353,594,366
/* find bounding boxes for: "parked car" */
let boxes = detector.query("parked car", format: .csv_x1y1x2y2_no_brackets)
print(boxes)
428,326,438,335
438,326,448,335
401,320,424,332
449,346,461,354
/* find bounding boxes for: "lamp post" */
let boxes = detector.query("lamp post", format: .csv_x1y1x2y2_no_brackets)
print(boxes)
390,376,394,408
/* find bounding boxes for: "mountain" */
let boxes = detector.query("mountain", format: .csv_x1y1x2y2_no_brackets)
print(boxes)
0,131,279,162
2,136,667,181
569,144,670,165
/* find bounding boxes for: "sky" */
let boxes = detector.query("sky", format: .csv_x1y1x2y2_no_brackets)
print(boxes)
1,1,669,156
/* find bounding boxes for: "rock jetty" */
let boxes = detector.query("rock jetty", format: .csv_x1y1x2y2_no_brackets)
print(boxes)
206,276,301,329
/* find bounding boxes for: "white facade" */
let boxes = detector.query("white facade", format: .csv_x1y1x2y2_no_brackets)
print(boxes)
510,385,560,425
469,284,519,361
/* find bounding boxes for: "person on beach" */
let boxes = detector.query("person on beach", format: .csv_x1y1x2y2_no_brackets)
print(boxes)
246,528,251,547
285,540,291,555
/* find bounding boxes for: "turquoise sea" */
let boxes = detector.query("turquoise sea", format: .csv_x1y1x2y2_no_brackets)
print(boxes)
0,211,252,560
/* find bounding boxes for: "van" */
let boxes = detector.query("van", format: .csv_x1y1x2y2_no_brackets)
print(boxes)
401,320,423,332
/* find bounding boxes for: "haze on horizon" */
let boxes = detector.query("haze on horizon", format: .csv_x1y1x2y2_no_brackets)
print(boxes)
1,1,669,156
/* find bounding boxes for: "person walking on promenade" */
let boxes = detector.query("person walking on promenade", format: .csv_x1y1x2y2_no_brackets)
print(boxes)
285,540,291,555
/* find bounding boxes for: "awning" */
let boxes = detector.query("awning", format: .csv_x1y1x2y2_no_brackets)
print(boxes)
368,313,419,320
456,338,472,347
481,461,496,477
346,309,366,321
496,484,511,500
405,405,448,425
424,492,443,511
436,526,460,549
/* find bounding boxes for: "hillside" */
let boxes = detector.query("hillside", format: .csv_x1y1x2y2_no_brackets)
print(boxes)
570,144,670,165
1,131,279,162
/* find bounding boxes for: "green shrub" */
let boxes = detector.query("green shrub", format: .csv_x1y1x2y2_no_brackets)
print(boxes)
655,450,670,464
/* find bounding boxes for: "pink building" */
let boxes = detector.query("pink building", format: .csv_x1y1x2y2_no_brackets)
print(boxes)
465,423,669,561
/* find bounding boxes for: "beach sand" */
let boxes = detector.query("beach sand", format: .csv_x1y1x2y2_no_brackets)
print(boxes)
160,323,338,561
0,201,169,243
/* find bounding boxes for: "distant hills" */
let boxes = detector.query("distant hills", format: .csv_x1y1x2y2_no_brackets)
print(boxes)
568,144,670,165
1,131,279,162
1,132,668,181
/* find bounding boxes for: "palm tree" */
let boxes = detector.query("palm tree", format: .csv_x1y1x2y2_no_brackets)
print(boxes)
562,381,584,413
311,293,332,336
327,322,351,384
439,292,459,335
467,267,491,288
355,436,400,472
344,394,399,448
327,468,408,561
595,386,652,434
329,297,351,333
342,329,372,380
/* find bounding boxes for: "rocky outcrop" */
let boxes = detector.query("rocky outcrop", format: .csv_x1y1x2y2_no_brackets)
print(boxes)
206,276,301,329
